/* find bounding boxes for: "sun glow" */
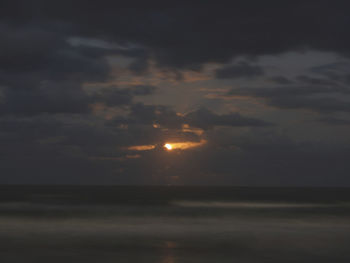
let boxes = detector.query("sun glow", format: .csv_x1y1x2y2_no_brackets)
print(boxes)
164,143,173,150
127,145,156,151
164,139,207,151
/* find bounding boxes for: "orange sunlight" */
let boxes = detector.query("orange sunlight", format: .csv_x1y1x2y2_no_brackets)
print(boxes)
164,143,173,150
164,139,206,151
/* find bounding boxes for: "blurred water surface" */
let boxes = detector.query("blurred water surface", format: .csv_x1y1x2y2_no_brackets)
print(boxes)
0,185,350,263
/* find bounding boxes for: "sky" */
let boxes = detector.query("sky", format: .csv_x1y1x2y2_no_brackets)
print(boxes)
1,1,350,185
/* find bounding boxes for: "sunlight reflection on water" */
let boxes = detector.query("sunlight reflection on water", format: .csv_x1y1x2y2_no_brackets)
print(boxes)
161,241,177,263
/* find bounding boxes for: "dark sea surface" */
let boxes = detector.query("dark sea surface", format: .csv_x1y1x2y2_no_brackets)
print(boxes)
0,185,350,263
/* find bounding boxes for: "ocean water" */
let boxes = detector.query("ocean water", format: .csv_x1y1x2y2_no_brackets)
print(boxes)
0,186,350,263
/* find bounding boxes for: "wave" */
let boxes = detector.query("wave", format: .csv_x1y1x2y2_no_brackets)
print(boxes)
171,201,350,209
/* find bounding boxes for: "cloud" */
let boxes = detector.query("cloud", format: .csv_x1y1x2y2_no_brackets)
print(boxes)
0,24,117,116
0,85,147,116
296,75,338,86
215,62,264,79
0,25,110,87
317,116,350,125
127,144,156,151
309,62,350,86
182,128,350,186
128,85,157,96
114,104,271,130
185,108,271,129
0,84,92,115
93,88,133,107
269,76,293,85
228,83,350,113
121,103,183,129
268,96,350,112
1,111,350,185
1,1,350,70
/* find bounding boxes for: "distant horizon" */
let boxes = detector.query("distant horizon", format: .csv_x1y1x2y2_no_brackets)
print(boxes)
1,183,350,188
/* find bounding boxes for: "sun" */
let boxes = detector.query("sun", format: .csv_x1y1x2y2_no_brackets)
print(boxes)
164,143,173,150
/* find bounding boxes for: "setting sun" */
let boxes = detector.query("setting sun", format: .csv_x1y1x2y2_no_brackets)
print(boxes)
163,140,207,151
164,143,173,150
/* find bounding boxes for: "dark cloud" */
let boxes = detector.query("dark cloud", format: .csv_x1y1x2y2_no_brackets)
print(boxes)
310,62,350,75
1,1,350,70
296,75,338,86
0,85,156,115
268,96,350,113
229,84,350,98
128,129,350,186
0,23,115,116
0,85,91,115
126,103,184,129
128,56,150,75
129,85,157,96
317,116,350,125
309,62,350,86
115,104,271,130
228,83,350,113
0,113,164,184
269,76,293,85
94,88,133,107
171,128,350,186
185,108,271,129
215,62,264,79
0,25,110,86
0,111,349,185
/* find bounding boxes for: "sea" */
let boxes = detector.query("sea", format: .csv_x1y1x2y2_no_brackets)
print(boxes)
0,185,350,263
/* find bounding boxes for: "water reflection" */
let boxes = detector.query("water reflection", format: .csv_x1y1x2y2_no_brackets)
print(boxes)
160,241,177,263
